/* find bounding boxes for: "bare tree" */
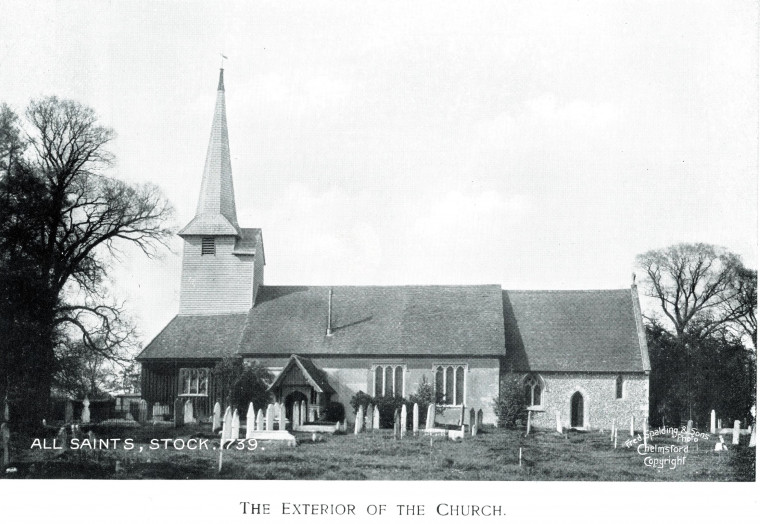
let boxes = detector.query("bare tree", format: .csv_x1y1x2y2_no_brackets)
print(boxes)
0,96,173,427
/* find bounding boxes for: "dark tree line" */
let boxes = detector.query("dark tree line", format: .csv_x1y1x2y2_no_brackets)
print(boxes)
0,98,173,428
636,243,756,427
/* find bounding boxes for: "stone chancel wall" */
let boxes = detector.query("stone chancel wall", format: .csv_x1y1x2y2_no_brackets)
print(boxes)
527,372,649,431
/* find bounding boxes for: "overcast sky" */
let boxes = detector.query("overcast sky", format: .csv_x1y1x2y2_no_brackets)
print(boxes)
1,1,757,345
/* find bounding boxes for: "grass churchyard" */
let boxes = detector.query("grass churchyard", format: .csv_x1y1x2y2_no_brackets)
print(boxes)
4,424,754,481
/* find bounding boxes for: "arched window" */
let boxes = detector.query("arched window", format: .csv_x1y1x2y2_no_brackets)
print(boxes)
615,375,623,399
373,365,405,397
524,374,543,407
434,365,467,405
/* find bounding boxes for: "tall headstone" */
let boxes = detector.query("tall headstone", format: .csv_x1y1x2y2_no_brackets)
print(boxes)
256,409,264,431
221,407,232,444
686,419,693,434
556,411,563,434
279,403,287,431
732,420,741,445
718,418,722,430
401,404,408,437
412,403,419,434
642,418,648,448
629,415,634,437
710,410,716,434
367,404,374,430
300,400,307,426
293,403,300,430
525,410,532,435
81,396,91,424
266,404,275,431
183,399,194,424
426,404,436,430
138,399,148,424
354,405,364,434
246,403,256,439
231,409,240,440
373,406,380,430
477,409,483,428
470,408,476,437
610,419,615,442
173,398,184,428
65,400,74,424
212,402,222,432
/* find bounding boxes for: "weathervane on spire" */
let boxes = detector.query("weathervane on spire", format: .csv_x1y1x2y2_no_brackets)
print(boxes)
220,53,228,69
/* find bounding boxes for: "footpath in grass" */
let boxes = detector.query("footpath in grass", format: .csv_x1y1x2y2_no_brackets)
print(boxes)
3,425,755,480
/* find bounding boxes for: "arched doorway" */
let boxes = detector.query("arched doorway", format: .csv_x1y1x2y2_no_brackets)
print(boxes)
285,391,308,421
571,391,584,428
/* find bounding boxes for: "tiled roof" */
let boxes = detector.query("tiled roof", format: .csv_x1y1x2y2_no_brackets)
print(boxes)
503,289,647,372
136,313,248,360
239,285,506,357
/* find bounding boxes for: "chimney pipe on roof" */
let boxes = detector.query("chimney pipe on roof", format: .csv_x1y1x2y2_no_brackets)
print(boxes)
326,288,333,336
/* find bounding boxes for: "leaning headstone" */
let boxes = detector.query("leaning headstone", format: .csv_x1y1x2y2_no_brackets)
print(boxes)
173,398,184,428
367,404,374,430
212,402,222,432
292,403,300,430
256,409,264,432
279,403,287,431
2,422,11,467
732,420,741,445
373,406,380,430
710,410,716,434
555,411,562,434
65,400,74,424
81,396,91,424
426,404,436,430
401,404,408,437
138,400,148,424
413,403,420,434
246,403,256,439
221,407,232,444
300,400,307,425
266,404,275,431
183,399,194,424
469,408,476,437
231,409,240,440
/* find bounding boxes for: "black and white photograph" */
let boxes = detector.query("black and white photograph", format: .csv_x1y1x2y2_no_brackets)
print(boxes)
0,0,757,521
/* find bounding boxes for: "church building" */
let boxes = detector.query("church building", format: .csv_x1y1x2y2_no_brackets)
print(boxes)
136,71,650,429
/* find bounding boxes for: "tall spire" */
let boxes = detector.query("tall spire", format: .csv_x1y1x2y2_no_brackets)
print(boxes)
179,68,240,236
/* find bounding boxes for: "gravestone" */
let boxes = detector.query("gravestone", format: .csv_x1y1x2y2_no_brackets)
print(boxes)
373,406,380,430
367,404,374,430
293,403,300,430
732,420,741,445
686,419,693,434
629,415,634,437
642,418,648,448
221,407,232,444
470,408,476,437
231,409,240,440
279,403,287,431
610,419,615,442
138,400,148,424
413,403,419,434
556,411,562,434
246,403,256,439
183,399,194,424
266,404,275,431
401,404,408,437
212,402,222,432
354,405,364,434
477,409,483,428
173,398,184,428
714,436,727,451
710,410,716,434
426,404,436,430
65,400,74,424
718,419,722,430
393,409,401,439
81,396,91,424
256,409,264,432
749,426,756,448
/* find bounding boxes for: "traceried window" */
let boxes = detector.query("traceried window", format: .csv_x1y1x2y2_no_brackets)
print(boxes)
201,237,216,255
524,374,543,407
434,365,466,405
373,365,405,397
180,368,209,396
615,375,624,399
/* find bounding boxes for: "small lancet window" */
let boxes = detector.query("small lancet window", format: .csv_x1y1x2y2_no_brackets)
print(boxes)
615,375,624,399
201,237,216,255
